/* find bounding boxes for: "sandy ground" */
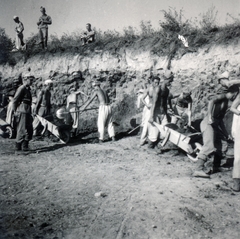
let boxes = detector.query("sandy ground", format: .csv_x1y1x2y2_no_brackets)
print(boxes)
0,131,240,239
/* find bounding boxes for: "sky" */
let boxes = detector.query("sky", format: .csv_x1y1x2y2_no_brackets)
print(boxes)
0,0,239,40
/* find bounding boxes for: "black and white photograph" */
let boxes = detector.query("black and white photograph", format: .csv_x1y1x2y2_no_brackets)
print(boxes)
0,0,240,238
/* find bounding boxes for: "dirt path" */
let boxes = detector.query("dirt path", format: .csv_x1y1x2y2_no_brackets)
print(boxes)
0,134,240,239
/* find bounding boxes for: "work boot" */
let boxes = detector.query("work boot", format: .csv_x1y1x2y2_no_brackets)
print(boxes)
231,179,240,192
192,159,210,178
15,142,22,151
212,153,223,172
148,141,155,149
22,140,29,151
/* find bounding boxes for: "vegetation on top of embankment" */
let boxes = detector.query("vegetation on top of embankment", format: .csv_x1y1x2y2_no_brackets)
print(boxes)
0,7,240,66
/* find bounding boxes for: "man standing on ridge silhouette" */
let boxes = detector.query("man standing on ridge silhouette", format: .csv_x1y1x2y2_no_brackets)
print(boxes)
13,16,25,51
37,6,52,50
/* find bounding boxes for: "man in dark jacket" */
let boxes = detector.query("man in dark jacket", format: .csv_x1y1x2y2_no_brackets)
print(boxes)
12,73,34,151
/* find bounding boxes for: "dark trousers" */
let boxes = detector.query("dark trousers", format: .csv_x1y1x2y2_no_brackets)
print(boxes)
16,112,33,143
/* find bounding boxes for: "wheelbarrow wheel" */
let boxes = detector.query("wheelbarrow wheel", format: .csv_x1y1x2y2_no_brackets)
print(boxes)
59,129,71,144
187,142,202,162
5,126,15,139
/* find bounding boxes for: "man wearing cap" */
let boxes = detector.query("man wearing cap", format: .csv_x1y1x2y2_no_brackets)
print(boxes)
12,74,34,151
80,81,115,142
37,6,52,50
80,23,95,46
66,85,87,137
13,16,25,50
32,79,53,136
193,73,239,178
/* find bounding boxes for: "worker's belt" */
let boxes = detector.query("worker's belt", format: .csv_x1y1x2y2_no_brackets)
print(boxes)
100,103,111,106
22,100,31,105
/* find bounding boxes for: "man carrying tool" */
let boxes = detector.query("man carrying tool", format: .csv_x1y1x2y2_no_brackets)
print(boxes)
80,80,115,142
12,73,34,151
193,73,239,178
33,79,53,136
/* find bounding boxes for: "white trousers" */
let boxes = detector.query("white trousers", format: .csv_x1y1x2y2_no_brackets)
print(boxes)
232,105,240,178
98,105,115,140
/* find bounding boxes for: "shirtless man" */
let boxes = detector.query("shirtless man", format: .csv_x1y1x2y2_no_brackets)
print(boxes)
81,81,115,142
149,70,174,125
193,84,239,178
171,91,192,127
140,77,161,147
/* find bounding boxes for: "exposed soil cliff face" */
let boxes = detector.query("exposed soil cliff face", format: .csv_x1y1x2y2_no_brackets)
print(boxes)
2,41,240,79
0,41,240,132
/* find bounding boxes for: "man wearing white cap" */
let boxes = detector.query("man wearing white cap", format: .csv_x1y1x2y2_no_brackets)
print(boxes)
193,73,239,178
80,80,115,142
12,73,34,151
33,79,53,136
13,16,25,50
37,6,52,50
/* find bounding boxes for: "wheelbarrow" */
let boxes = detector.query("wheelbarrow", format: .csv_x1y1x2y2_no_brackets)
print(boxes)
36,114,72,144
153,121,202,161
0,117,16,139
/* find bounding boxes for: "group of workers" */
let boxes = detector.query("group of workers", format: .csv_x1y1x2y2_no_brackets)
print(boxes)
5,5,240,192
13,6,95,51
5,72,115,149
137,70,240,192
1,68,240,192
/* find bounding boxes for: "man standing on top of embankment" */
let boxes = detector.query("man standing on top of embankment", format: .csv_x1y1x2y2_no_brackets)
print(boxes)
80,80,115,143
13,16,25,51
37,6,52,50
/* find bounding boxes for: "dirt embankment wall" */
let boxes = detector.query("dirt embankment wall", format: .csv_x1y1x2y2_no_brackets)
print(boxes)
1,41,240,132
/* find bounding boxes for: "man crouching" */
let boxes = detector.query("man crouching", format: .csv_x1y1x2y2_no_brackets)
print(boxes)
81,80,116,142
